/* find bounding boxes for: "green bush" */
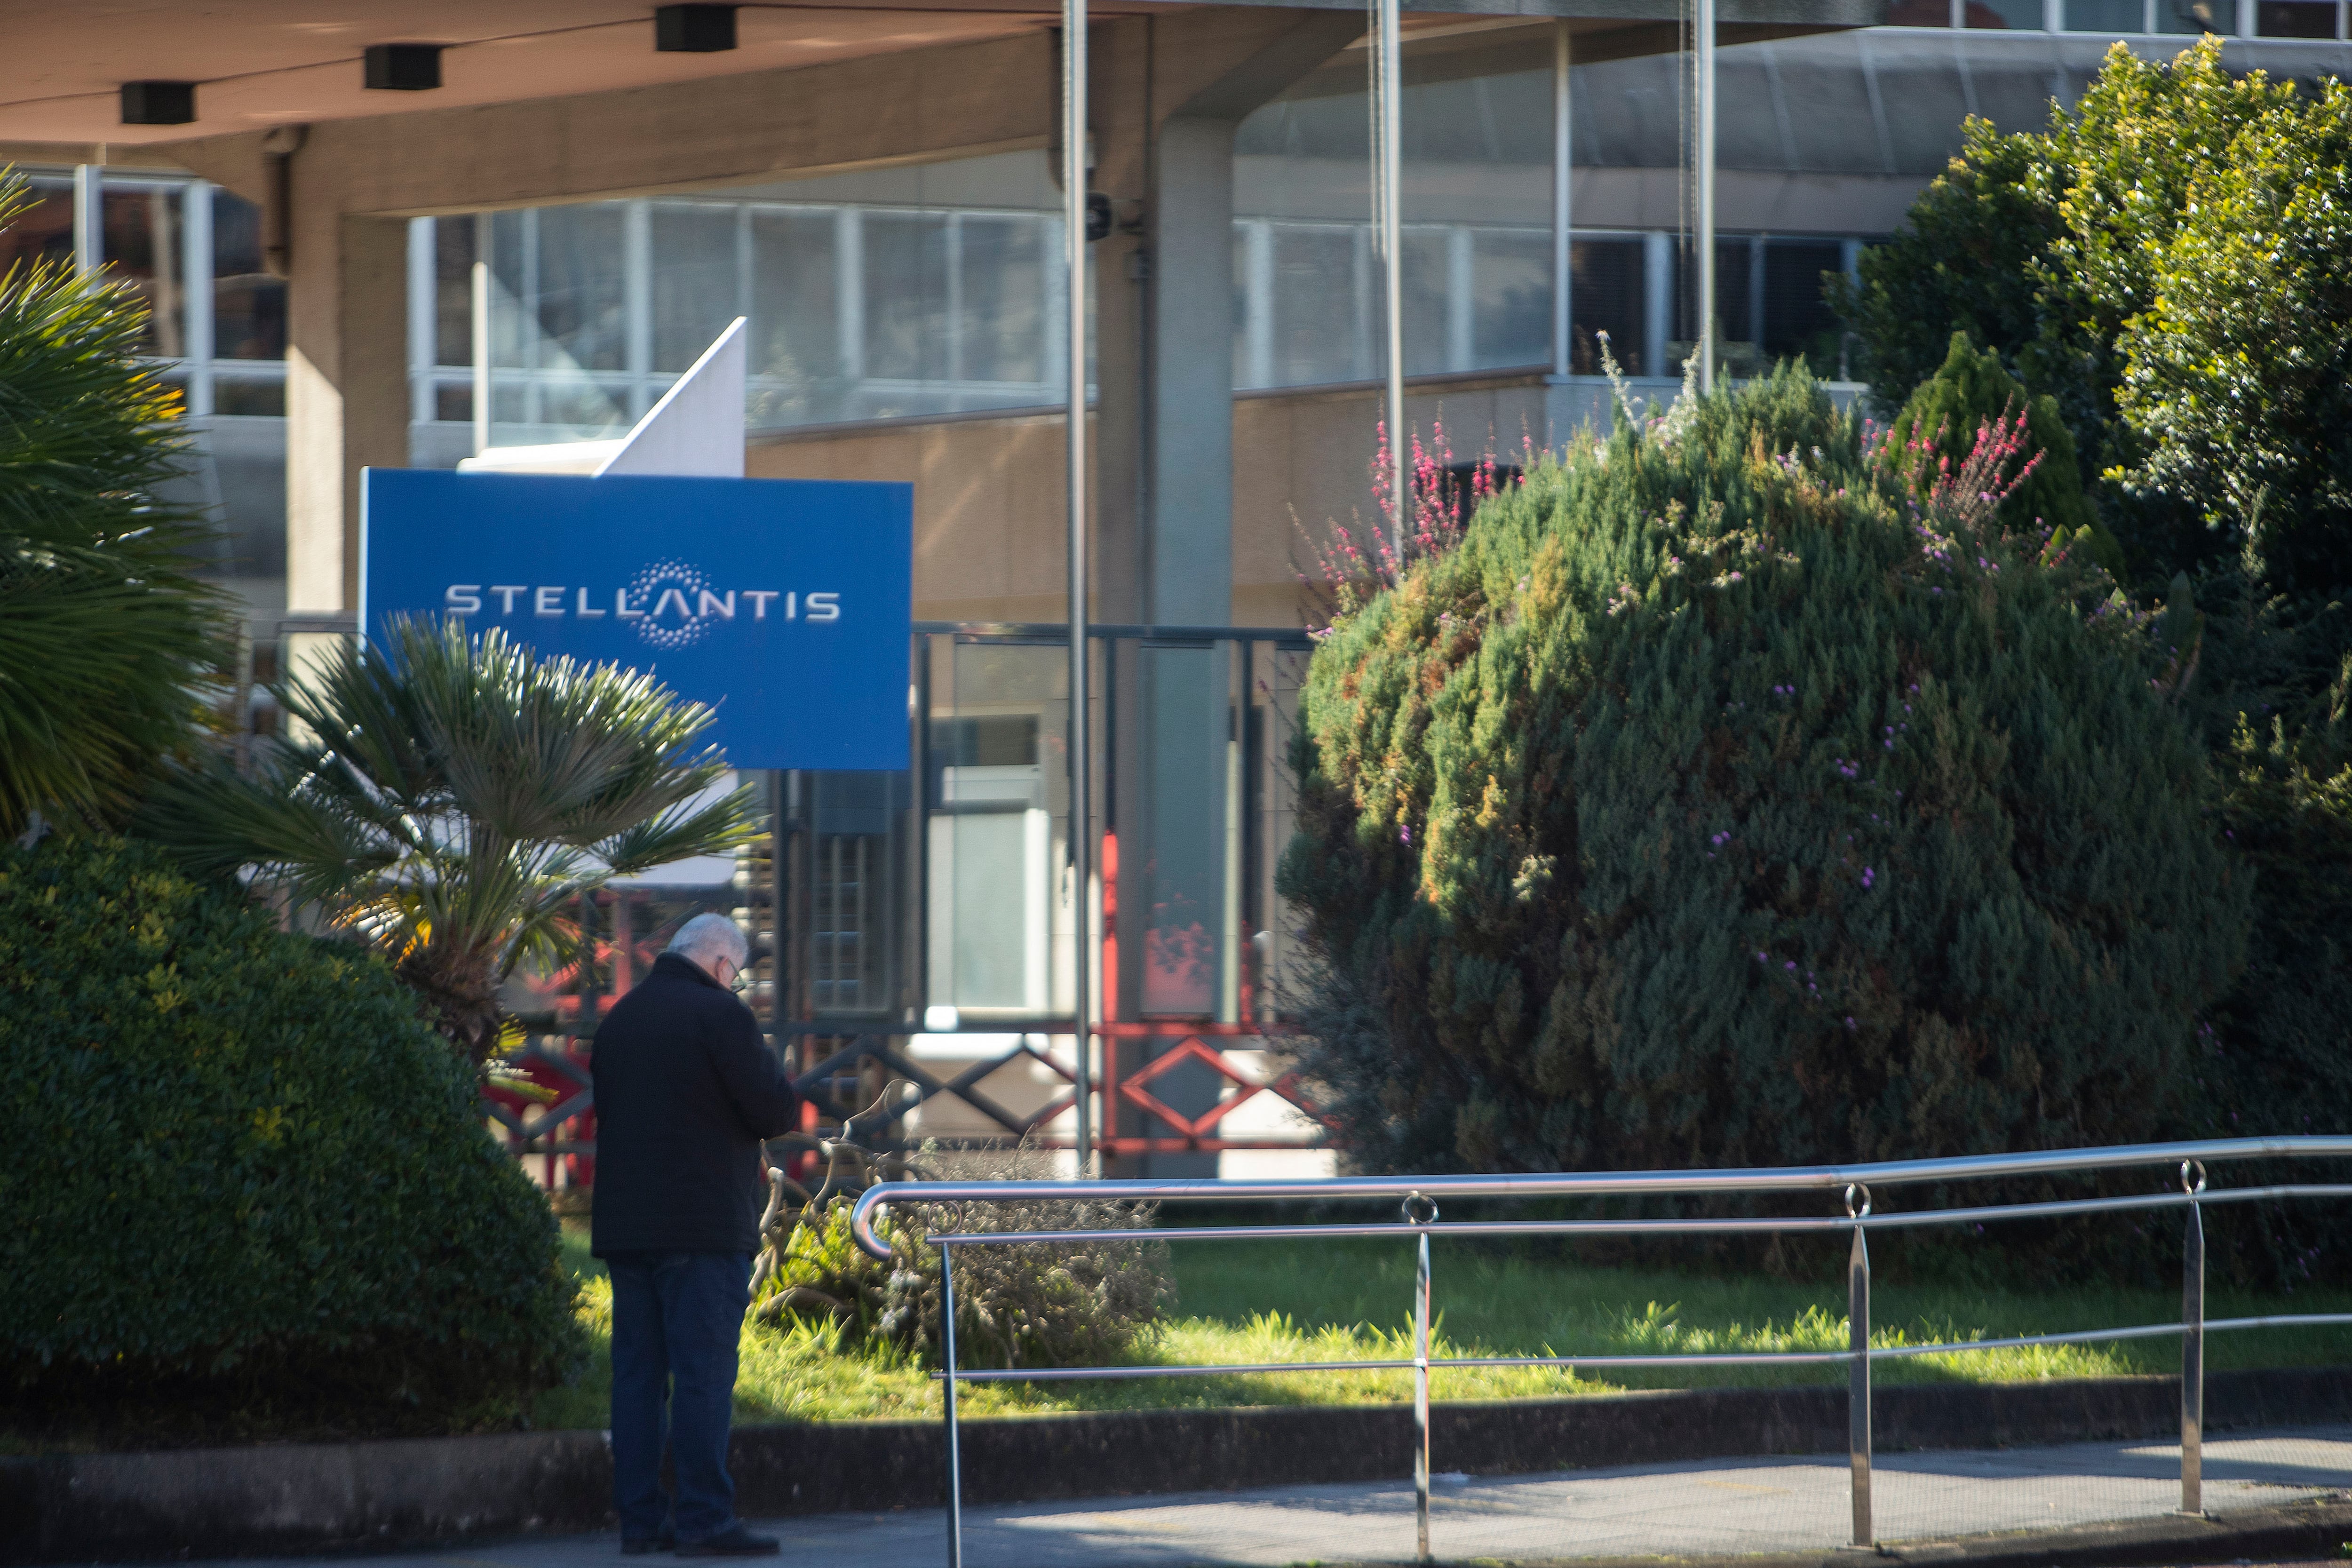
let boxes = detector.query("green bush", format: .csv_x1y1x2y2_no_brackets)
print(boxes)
755,1155,1171,1371
0,835,582,1436
1829,125,2055,438
1836,40,2352,1249
2177,670,2352,1282
1278,366,2248,1188
2112,72,2352,607
1845,52,2352,633
1886,333,2121,579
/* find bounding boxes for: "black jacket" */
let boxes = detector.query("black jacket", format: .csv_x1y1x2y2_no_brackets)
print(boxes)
590,952,802,1257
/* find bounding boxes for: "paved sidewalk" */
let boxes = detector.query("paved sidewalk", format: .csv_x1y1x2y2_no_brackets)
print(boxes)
170,1425,2352,1568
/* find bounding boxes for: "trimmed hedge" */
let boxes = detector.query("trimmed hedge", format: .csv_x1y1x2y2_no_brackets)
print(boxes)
1279,367,2249,1192
0,835,581,1430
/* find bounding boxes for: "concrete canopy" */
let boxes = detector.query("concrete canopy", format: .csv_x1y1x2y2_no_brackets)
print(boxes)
0,0,1878,154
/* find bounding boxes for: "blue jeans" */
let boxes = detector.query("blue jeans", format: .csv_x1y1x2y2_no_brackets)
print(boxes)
606,1250,751,1543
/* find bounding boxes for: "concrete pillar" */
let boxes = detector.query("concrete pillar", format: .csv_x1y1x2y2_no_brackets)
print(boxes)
1090,18,1152,628
285,204,411,619
1146,114,1239,629
1138,8,1362,631
1103,9,1359,1178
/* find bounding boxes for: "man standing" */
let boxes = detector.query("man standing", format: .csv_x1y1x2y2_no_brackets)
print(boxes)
593,913,801,1557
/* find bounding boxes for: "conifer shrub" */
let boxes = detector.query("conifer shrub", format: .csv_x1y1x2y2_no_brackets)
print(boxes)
0,835,582,1439
1887,333,2122,579
1279,367,2249,1195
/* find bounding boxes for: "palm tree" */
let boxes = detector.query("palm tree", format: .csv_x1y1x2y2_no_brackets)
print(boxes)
0,171,234,838
142,615,765,1065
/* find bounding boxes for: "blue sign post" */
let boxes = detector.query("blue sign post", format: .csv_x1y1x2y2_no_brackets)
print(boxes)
361,469,913,771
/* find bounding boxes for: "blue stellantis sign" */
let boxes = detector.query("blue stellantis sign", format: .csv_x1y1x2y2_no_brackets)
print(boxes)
360,469,913,771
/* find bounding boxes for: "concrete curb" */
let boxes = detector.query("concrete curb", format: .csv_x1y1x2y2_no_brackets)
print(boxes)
1389,1497,2352,1568
6,1369,2351,1564
0,1429,612,1565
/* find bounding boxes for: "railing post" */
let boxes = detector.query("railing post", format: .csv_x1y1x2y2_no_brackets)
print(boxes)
2181,1160,2207,1517
1405,1192,1437,1563
941,1240,964,1568
1847,1183,1873,1548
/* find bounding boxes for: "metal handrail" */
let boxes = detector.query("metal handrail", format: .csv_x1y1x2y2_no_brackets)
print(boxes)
848,1136,2352,1259
849,1136,2352,1568
908,1185,2352,1247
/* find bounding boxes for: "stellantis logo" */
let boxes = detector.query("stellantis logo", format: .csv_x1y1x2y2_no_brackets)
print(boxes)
443,557,842,651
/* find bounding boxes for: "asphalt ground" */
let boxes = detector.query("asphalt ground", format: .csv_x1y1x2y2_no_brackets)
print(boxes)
133,1424,2352,1568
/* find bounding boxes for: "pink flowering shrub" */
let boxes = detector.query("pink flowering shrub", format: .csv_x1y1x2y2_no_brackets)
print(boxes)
1297,418,1516,631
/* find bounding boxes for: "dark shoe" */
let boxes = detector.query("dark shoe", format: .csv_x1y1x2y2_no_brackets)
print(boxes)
674,1526,779,1557
620,1531,674,1555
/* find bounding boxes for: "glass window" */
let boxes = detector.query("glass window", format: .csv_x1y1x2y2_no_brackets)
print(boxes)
810,833,883,1013
213,374,285,417
652,203,739,373
803,770,909,1017
955,215,1045,386
926,653,1068,1019
1270,225,1364,387
434,152,1076,441
1763,241,1849,372
1400,229,1450,376
0,179,74,274
99,184,186,358
1967,0,2046,27
2066,0,2145,28
212,189,285,360
485,204,630,437
493,204,627,374
1569,238,1647,376
748,209,844,426
1471,228,1549,371
1711,239,1755,352
862,212,948,384
2158,0,2232,31
434,217,472,367
2257,0,2337,32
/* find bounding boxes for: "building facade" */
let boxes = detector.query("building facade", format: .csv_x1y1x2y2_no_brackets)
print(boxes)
5,3,2344,1170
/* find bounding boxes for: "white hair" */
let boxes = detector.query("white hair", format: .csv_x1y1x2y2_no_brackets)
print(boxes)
667,912,748,972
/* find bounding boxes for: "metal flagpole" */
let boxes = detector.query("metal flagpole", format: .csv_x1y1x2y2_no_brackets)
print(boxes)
1374,0,1406,560
72,164,102,277
1696,0,1717,393
1063,0,1095,1176
1550,22,1572,382
472,214,493,457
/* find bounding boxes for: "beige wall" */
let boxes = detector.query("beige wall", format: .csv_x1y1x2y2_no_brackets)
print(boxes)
749,412,1084,627
749,368,1550,631
1236,371,1550,622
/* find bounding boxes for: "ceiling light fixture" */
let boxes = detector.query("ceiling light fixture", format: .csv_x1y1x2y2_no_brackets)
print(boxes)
363,43,444,90
655,5,739,52
119,81,197,125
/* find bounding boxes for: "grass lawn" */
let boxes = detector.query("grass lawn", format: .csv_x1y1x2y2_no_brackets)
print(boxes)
537,1226,2352,1430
